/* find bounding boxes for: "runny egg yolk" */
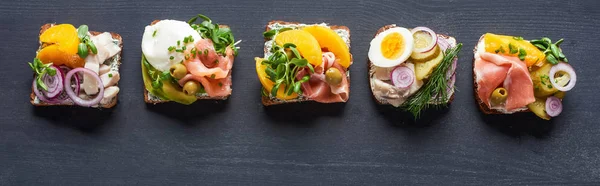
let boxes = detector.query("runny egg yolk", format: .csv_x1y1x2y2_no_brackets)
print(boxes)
381,32,404,60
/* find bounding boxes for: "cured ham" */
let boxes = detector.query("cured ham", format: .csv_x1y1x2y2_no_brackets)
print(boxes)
295,53,349,103
180,39,234,98
475,51,535,112
184,39,234,80
178,74,232,97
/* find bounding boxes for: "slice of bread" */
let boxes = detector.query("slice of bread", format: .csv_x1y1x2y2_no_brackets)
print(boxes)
368,24,456,107
473,35,528,114
261,20,352,106
30,23,123,108
143,20,232,104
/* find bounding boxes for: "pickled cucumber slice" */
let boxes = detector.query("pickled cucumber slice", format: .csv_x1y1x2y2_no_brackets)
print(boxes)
410,44,440,62
527,97,551,120
414,50,443,80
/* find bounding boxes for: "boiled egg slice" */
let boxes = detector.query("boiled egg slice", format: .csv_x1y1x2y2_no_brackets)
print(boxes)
141,20,201,72
368,27,414,68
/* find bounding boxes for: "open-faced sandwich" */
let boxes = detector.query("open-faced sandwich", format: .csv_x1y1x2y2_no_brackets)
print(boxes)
255,21,352,106
141,14,239,105
474,33,576,120
368,25,462,118
29,23,122,108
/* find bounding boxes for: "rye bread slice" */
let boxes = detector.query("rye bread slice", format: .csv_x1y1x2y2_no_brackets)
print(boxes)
473,35,529,114
143,20,232,104
30,23,123,108
368,24,456,106
261,20,352,106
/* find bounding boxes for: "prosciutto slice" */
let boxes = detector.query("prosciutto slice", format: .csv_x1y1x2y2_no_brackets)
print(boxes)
474,52,534,112
180,39,234,98
295,53,349,103
184,39,234,80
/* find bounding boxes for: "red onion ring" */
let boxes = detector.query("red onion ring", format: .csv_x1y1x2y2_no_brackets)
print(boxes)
33,80,63,104
43,65,63,99
64,67,104,107
549,62,576,92
59,66,81,96
545,96,562,117
411,27,437,53
437,35,450,51
390,66,414,88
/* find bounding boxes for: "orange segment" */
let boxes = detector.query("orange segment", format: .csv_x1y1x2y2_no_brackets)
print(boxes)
484,33,545,67
274,29,322,67
36,24,84,68
302,26,351,68
255,57,298,100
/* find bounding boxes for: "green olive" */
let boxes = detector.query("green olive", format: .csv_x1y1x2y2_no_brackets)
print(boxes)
490,87,508,106
183,81,200,96
325,68,343,86
169,63,188,80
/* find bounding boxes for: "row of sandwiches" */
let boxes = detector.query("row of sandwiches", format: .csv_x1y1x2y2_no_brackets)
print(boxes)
29,14,577,120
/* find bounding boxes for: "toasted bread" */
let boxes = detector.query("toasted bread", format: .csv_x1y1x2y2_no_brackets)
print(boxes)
368,24,456,107
143,20,232,104
473,35,529,114
30,23,123,108
261,20,352,106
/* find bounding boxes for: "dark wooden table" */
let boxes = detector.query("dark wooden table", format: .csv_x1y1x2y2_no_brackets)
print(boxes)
1,0,599,185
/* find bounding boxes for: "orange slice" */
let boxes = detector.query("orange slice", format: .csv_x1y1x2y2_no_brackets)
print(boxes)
36,24,84,68
302,25,351,68
274,29,322,67
255,57,298,100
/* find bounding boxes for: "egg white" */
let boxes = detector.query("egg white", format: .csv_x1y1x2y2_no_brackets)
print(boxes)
368,27,414,68
141,20,202,72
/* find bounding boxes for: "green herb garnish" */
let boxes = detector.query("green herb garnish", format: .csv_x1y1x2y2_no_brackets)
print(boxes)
168,46,176,52
530,37,567,65
402,43,462,118
508,43,518,54
188,14,239,56
261,43,313,97
28,58,57,91
513,36,523,41
153,30,157,37
518,48,527,61
76,25,98,58
108,73,113,78
263,28,293,40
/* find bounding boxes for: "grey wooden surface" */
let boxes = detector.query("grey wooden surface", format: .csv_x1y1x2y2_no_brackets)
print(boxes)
1,0,600,185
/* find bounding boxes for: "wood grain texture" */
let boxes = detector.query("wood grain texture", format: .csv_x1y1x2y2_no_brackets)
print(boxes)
1,0,600,185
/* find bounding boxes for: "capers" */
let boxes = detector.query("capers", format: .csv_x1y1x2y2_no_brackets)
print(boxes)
183,81,200,96
169,63,188,80
325,68,343,86
490,87,508,106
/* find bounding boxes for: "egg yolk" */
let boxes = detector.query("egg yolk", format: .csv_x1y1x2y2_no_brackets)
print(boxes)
380,32,404,59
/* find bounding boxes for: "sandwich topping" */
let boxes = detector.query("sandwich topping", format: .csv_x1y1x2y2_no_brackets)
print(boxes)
29,24,121,107
369,25,462,118
256,22,352,103
475,33,577,119
141,14,239,104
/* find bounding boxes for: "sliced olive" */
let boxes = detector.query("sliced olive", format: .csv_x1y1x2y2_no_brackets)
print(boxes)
490,87,508,106
325,68,342,86
183,81,200,96
169,63,188,80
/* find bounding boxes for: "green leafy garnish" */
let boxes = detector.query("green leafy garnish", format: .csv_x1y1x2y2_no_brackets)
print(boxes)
188,14,239,56
261,43,313,97
508,43,518,54
513,36,523,41
76,25,98,58
28,58,57,91
530,37,567,65
518,48,527,61
402,43,462,118
263,28,293,39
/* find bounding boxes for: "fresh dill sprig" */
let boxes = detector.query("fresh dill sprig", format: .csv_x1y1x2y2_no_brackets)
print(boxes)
402,43,463,118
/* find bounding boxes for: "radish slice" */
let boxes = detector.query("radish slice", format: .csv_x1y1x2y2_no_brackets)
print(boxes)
390,66,414,88
545,96,562,117
549,62,576,92
411,27,437,53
